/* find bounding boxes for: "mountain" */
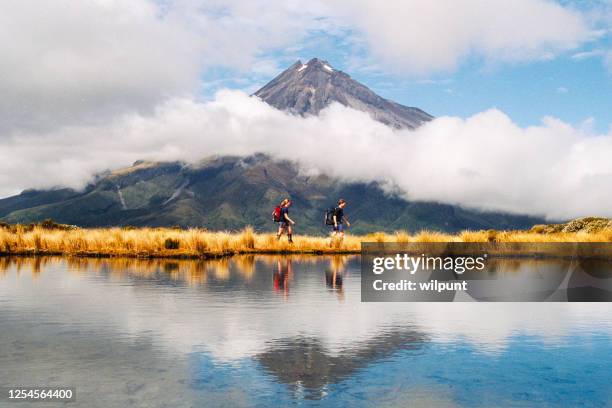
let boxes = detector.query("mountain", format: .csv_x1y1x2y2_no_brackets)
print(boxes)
0,58,545,232
0,155,541,233
254,58,432,129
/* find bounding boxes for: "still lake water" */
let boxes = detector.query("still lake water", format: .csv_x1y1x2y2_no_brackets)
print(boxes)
1,256,612,407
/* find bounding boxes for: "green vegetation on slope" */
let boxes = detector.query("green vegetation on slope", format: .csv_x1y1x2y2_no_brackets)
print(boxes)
0,155,544,234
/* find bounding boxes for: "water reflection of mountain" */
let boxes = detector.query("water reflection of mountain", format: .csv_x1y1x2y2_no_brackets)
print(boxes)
256,329,428,399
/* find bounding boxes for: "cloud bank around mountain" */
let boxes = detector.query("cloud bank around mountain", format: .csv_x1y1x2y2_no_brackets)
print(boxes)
1,90,610,220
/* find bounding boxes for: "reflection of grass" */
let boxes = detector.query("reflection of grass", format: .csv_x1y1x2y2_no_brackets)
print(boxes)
0,225,611,258
0,255,359,287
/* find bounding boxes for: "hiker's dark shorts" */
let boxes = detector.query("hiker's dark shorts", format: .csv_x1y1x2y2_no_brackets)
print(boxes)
280,221,290,228
333,224,344,232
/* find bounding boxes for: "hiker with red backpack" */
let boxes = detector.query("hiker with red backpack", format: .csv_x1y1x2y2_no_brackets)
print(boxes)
273,198,295,243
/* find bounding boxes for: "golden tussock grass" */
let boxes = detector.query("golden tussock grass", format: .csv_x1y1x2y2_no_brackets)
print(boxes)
0,225,611,259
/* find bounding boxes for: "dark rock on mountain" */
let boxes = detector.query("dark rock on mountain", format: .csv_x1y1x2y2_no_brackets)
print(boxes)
254,58,432,129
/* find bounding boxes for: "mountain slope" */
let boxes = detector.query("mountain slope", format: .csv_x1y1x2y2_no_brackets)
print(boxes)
0,155,542,233
254,58,432,129
0,58,545,232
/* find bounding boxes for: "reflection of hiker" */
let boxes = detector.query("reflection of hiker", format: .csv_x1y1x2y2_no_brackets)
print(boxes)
325,256,346,301
273,258,292,298
325,269,343,289
273,198,295,243
327,199,350,243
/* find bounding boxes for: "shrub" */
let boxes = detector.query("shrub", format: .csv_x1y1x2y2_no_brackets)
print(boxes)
530,225,547,234
41,219,57,229
395,230,410,243
238,226,256,249
164,238,180,250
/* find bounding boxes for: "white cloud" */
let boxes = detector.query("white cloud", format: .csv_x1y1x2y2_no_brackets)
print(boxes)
326,0,595,74
0,0,326,132
416,79,454,85
0,0,201,132
556,86,569,93
571,49,606,60
1,91,611,220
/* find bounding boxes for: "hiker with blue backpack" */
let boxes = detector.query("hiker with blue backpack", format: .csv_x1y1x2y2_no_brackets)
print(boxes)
325,198,350,244
273,198,295,243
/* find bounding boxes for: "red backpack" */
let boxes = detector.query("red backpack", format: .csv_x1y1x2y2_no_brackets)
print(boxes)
272,206,282,222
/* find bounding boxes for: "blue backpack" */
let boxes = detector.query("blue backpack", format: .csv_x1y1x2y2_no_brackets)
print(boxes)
324,207,336,225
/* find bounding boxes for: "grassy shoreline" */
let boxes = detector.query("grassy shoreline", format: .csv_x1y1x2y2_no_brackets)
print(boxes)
1,225,611,259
